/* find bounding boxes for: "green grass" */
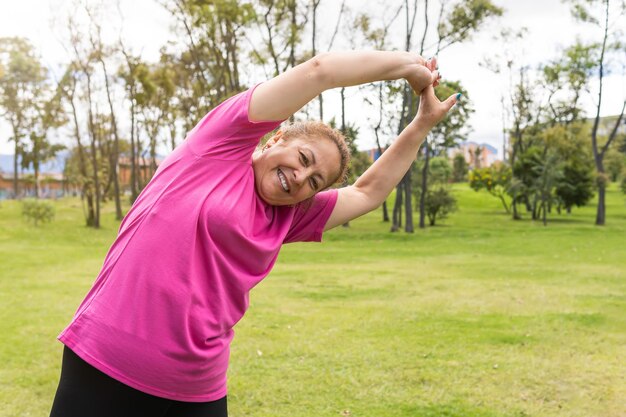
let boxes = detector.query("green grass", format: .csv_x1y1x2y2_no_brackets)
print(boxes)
1,185,625,417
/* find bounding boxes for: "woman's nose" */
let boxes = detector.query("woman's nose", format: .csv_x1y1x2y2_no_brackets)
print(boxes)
292,167,309,187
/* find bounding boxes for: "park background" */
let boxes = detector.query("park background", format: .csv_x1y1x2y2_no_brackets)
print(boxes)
1,0,625,416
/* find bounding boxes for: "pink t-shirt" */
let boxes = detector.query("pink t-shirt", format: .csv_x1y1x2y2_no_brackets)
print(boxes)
58,85,338,402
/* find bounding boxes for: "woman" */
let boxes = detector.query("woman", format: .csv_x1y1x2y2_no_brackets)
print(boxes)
49,51,457,417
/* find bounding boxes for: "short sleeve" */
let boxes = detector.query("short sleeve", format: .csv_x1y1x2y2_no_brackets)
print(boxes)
283,189,338,244
186,83,284,161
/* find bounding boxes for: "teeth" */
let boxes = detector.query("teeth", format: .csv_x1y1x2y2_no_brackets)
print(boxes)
278,169,290,192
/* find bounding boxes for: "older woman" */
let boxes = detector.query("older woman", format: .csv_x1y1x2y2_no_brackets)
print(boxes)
49,51,457,417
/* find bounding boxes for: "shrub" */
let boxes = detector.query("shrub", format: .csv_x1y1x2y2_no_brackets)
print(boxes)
469,164,512,213
424,186,457,226
22,199,55,226
452,153,468,182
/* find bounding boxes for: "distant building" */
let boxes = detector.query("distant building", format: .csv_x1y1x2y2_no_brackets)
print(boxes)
448,141,499,169
0,152,162,200
364,147,384,163
591,114,626,137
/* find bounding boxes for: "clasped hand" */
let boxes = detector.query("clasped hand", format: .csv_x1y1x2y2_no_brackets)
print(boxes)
407,56,459,130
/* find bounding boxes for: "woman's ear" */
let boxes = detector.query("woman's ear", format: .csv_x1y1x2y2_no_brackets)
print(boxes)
263,130,284,151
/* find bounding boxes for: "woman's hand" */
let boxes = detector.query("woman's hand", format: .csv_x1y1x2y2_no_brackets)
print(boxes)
413,80,458,130
406,56,440,94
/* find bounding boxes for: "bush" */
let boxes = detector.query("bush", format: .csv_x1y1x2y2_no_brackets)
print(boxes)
452,153,468,182
22,199,55,226
429,156,453,183
424,186,457,226
469,164,512,213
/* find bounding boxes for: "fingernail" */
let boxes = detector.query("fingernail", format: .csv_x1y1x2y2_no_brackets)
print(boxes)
456,92,462,100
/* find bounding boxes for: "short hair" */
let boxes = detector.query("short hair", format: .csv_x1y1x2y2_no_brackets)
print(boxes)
280,121,350,186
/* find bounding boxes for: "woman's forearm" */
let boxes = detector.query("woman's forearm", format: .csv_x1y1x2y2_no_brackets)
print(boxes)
317,51,426,90
249,50,431,122
352,121,429,208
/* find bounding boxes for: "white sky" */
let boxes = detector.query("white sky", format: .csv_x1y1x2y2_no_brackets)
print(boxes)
1,0,625,158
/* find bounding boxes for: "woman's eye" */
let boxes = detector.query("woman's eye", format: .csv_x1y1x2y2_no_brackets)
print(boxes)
310,178,318,190
300,152,308,165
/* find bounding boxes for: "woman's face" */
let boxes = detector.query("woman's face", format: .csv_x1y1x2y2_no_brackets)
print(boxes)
252,134,342,206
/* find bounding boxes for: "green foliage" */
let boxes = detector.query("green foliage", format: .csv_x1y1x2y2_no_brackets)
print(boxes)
469,164,512,213
530,151,564,225
428,156,453,183
546,124,596,212
430,81,474,152
21,199,55,226
556,161,595,211
543,41,597,124
437,0,504,50
0,37,49,196
423,186,457,226
413,157,457,226
509,123,596,222
452,153,468,182
328,118,371,184
604,147,625,182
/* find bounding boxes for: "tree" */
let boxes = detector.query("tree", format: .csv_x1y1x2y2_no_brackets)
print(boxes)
349,5,404,222
58,59,102,227
530,150,564,226
413,156,457,226
604,147,625,181
21,85,66,198
548,123,595,213
137,62,177,175
567,0,626,225
0,37,46,198
417,79,472,227
118,46,147,202
409,0,501,231
66,12,104,228
163,0,256,115
89,12,124,220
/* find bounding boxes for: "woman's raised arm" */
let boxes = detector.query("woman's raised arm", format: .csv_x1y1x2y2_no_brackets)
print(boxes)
248,50,433,122
324,82,459,231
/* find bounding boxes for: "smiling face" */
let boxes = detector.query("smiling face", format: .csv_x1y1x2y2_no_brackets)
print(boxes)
252,134,342,206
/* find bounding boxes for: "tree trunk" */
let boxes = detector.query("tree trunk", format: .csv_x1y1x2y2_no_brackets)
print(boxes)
85,74,100,229
12,125,19,199
34,157,40,199
374,84,389,222
391,183,403,232
68,87,95,226
130,95,138,202
311,0,323,120
404,165,413,232
419,140,430,228
590,0,609,226
99,56,123,220
340,87,349,228
596,180,606,225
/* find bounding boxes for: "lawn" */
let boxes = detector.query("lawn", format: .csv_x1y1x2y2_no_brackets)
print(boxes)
0,184,625,417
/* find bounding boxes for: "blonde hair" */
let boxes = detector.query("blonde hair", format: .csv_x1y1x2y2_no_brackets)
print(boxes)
280,121,350,186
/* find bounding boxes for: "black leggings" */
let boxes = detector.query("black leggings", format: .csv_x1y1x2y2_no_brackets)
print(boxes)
49,346,228,417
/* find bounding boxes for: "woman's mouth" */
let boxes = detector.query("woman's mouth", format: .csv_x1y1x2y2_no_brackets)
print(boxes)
277,168,290,193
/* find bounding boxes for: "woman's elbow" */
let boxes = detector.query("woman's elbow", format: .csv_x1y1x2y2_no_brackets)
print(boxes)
307,52,333,90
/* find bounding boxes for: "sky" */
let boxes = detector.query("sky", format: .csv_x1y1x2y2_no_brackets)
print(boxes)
0,0,625,159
